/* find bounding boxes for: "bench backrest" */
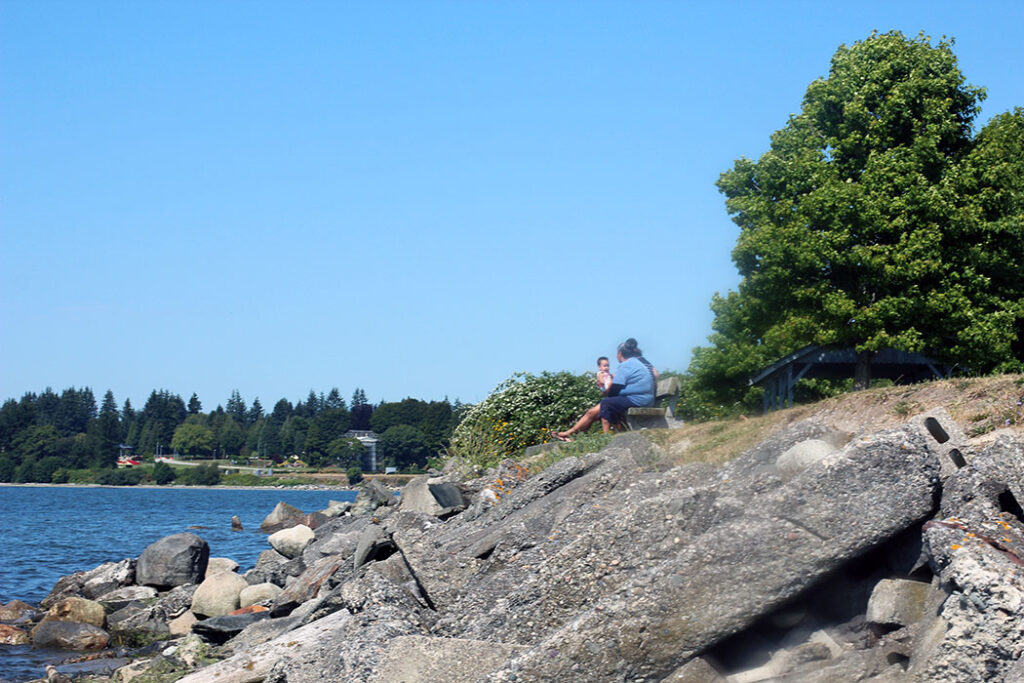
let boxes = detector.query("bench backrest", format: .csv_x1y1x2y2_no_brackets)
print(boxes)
655,377,680,416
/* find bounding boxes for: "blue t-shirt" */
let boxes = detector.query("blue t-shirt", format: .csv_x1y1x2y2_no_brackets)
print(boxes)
615,357,655,407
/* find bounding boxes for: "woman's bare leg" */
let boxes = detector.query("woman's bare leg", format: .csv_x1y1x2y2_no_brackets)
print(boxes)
555,404,600,440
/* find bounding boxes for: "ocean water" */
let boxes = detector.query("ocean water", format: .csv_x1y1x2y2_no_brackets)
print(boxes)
0,485,357,682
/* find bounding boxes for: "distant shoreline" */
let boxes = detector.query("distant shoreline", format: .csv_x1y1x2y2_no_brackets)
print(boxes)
0,482,354,492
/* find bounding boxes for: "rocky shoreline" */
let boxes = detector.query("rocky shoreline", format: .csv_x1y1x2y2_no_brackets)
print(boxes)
0,484,353,492
3,408,1024,682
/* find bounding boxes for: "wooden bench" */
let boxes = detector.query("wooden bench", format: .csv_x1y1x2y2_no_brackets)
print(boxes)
626,377,681,430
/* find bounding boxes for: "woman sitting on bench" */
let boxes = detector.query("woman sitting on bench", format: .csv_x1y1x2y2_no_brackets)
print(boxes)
553,338,656,441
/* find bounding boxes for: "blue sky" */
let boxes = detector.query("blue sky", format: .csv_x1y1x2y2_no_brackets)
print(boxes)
2,1,1022,410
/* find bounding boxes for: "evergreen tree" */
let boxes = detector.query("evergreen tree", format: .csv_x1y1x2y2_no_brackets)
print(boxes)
297,389,321,418
279,416,309,458
0,396,36,452
271,398,293,422
36,388,59,427
188,393,202,414
138,390,187,454
325,388,346,410
93,390,122,468
257,419,283,462
226,390,247,424
121,398,136,445
248,397,264,425
350,388,372,430
55,387,96,436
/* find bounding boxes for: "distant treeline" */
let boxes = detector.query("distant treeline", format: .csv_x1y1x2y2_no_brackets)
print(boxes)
0,386,463,483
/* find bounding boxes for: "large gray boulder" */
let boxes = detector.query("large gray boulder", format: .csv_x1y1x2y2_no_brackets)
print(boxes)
350,480,397,515
192,611,272,645
206,557,240,576
911,435,1024,682
260,502,331,534
93,585,157,603
80,559,136,599
259,501,306,533
31,620,109,650
191,571,250,618
105,583,196,638
268,524,315,559
270,554,348,617
136,533,210,589
243,548,300,588
39,596,105,628
301,515,375,566
487,426,940,681
239,582,282,608
398,476,467,518
0,599,35,623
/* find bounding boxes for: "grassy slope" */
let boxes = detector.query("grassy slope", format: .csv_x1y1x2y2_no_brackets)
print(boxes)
656,374,1024,469
519,374,1024,473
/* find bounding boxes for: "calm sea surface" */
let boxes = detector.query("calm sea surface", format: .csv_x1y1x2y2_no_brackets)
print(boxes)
0,485,357,682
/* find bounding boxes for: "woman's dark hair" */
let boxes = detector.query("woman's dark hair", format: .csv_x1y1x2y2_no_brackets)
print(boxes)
617,338,642,359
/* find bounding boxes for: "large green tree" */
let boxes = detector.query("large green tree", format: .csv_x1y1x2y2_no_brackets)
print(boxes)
171,423,215,457
378,424,431,471
700,31,1023,402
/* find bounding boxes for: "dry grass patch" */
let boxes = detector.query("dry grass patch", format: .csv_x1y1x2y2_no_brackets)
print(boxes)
652,373,1024,469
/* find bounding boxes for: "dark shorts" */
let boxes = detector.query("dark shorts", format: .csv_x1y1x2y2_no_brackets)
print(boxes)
599,396,634,424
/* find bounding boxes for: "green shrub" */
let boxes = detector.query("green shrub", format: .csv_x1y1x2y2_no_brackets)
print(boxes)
346,466,363,485
449,371,601,467
152,461,177,485
179,463,221,486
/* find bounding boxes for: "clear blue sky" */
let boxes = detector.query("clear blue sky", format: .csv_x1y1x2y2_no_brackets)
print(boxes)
2,1,1022,410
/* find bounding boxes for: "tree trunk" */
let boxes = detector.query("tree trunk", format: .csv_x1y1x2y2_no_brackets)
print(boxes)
853,350,876,391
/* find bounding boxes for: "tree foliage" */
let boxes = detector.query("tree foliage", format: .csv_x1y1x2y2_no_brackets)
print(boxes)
378,425,431,471
0,383,453,481
171,423,214,457
326,436,367,469
692,31,1024,409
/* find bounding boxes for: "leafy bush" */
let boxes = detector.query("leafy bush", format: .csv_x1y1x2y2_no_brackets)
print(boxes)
346,466,363,485
178,463,221,486
152,461,177,485
449,371,601,467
